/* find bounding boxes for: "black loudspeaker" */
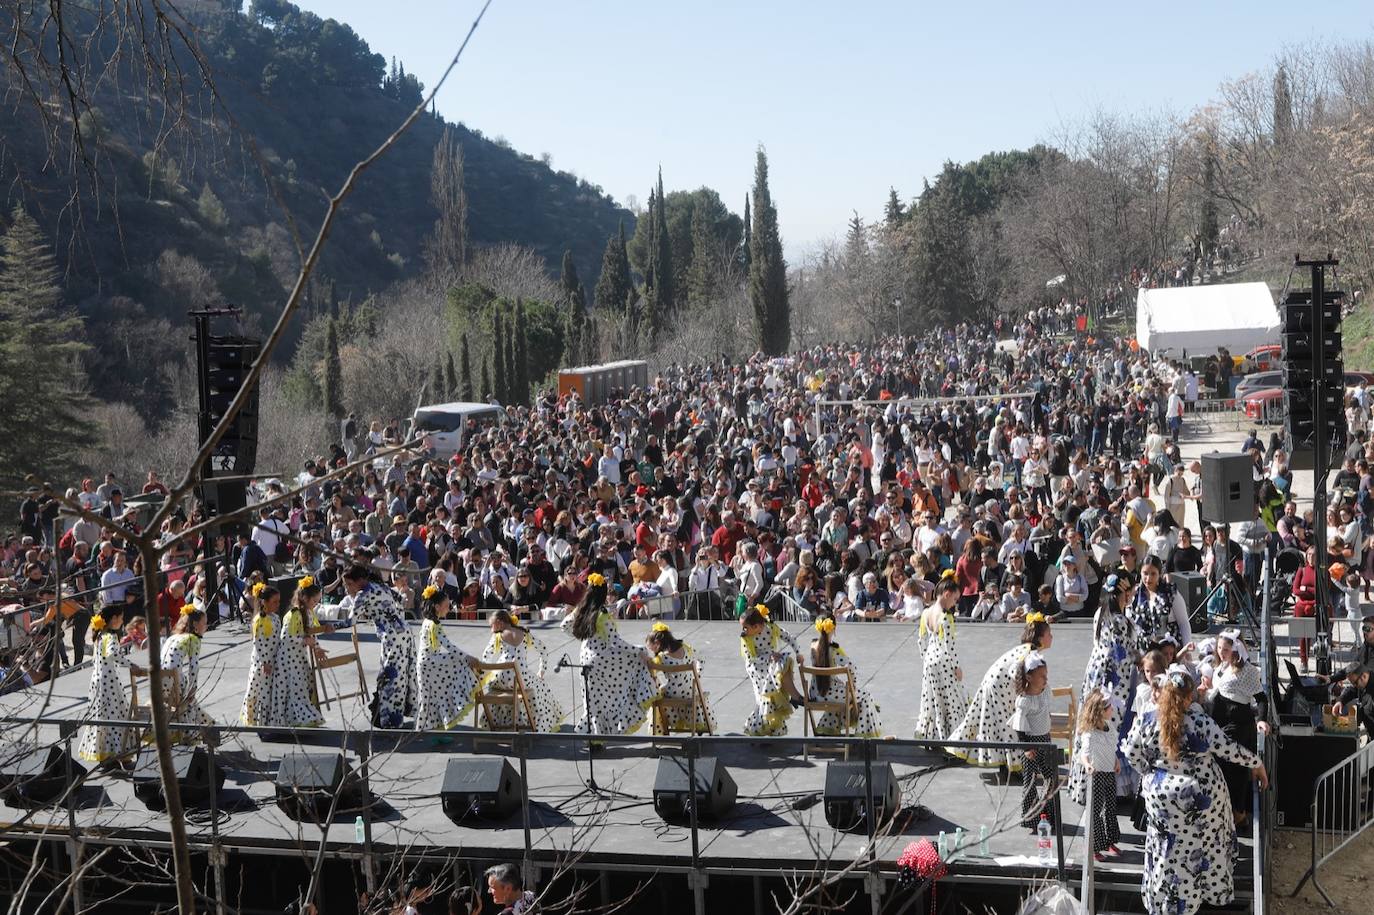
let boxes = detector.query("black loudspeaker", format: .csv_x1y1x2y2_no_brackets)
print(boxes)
1200,452,1256,523
1276,730,1360,828
275,751,364,820
270,574,300,607
0,743,85,806
652,756,737,822
1171,571,1209,631
823,761,900,833
440,757,522,821
132,746,224,809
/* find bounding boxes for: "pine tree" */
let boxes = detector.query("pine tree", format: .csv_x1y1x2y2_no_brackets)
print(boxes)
748,148,790,355
0,205,93,482
687,202,716,309
480,358,491,402
430,355,445,404
560,250,587,366
322,317,343,418
514,298,531,405
884,187,905,226
844,212,867,268
459,332,474,400
444,351,458,400
492,307,507,404
593,220,633,319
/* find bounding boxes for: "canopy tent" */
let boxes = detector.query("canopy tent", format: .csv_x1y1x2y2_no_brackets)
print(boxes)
1135,282,1279,355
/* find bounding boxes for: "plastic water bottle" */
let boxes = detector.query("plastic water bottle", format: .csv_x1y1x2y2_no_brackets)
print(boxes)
952,827,964,861
937,830,947,858
978,824,989,856
354,815,365,844
1035,814,1053,865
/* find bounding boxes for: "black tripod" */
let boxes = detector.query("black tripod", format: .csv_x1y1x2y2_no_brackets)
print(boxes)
556,654,636,801
1188,569,1258,635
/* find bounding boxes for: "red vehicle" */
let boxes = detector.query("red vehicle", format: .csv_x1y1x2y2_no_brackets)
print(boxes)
1242,388,1284,424
1242,344,1282,373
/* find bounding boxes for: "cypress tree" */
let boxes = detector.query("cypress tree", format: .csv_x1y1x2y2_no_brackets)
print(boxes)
323,317,343,418
593,220,633,320
560,250,587,366
514,298,531,405
687,202,716,309
459,332,474,400
492,307,507,404
643,167,674,341
430,355,445,404
444,351,458,399
740,195,752,276
504,306,519,405
748,147,790,356
479,357,491,402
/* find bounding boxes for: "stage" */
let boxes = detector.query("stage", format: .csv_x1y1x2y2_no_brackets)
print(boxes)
0,618,1254,910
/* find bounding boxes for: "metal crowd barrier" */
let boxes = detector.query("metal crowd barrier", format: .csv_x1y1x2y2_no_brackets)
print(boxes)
1289,739,1374,906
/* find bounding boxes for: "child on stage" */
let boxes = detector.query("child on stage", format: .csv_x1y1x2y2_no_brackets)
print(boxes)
560,572,656,736
163,606,215,735
1077,687,1122,860
240,582,282,727
646,622,716,733
808,613,882,737
415,585,481,732
739,604,804,737
279,576,325,728
77,605,143,766
1011,649,1056,829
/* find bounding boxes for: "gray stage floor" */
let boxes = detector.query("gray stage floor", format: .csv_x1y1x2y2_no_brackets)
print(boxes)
0,618,1249,886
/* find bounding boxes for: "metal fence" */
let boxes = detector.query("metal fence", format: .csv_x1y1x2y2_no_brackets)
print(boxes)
1289,738,1374,906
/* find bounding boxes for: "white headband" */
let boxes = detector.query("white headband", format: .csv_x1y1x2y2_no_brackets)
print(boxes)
1219,629,1249,664
1024,650,1047,673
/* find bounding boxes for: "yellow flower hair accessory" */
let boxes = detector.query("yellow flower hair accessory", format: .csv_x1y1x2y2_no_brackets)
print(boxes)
651,621,671,633
1025,611,1047,626
297,575,315,590
587,572,607,587
180,603,197,617
940,568,957,581
421,585,440,601
90,614,107,632
755,603,770,619
251,582,267,598
814,617,835,636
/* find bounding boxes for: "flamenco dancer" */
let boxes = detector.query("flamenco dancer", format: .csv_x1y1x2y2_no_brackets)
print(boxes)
162,606,215,735
915,577,966,740
645,622,716,733
946,614,1053,769
77,604,142,766
240,582,282,726
1129,557,1191,653
343,564,415,728
1067,572,1137,805
414,585,481,732
807,613,882,737
480,609,564,731
560,573,656,736
279,576,325,728
739,604,804,737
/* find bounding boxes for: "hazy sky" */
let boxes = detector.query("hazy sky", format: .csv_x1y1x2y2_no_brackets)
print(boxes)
297,1,1374,257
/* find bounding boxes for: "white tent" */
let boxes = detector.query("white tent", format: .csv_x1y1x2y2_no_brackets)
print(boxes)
1135,282,1279,355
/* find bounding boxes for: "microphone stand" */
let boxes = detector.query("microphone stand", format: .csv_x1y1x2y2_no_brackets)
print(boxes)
557,654,636,801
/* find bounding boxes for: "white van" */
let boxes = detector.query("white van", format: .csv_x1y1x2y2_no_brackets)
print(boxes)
409,401,509,457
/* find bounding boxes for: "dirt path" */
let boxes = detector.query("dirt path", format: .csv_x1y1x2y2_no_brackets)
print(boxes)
1269,826,1374,915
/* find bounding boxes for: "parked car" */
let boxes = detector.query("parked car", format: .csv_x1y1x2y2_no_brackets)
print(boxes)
1242,388,1285,424
1240,344,1281,373
1234,371,1283,400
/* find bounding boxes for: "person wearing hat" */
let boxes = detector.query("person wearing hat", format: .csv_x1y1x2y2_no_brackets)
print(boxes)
1331,661,1374,739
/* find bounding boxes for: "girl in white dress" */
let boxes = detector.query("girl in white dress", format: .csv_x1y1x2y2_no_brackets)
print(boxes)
947,615,1053,769
162,606,214,736
560,573,656,736
240,583,283,726
343,565,415,729
77,605,141,766
278,577,325,728
479,609,564,731
739,604,804,737
807,613,882,738
645,622,716,733
414,586,480,732
915,579,965,740
1208,629,1270,825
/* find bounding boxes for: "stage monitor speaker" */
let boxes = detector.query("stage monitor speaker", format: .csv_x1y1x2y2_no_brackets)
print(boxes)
0,743,85,806
275,751,364,820
441,757,522,821
1171,570,1209,632
132,746,224,809
1200,452,1256,523
652,755,737,822
823,761,900,833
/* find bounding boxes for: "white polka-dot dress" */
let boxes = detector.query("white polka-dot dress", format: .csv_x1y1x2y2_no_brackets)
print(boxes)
1068,608,1136,804
651,644,717,733
479,630,565,731
415,618,479,731
240,614,282,726
741,621,801,737
352,583,416,729
946,642,1032,769
77,631,135,764
915,611,966,740
1123,705,1261,915
561,610,656,736
808,642,882,738
160,632,215,732
278,608,324,727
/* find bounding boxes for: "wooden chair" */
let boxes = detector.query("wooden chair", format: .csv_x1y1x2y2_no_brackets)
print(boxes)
645,657,713,737
472,660,537,733
312,627,368,710
1048,686,1077,746
800,664,858,760
129,668,182,742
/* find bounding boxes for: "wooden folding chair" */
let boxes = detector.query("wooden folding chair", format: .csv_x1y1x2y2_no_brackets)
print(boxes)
1048,686,1077,746
129,668,182,742
472,660,537,732
800,663,857,760
646,657,713,737
312,627,368,710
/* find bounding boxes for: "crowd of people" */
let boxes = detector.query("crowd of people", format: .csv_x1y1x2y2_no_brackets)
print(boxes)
6,309,1374,915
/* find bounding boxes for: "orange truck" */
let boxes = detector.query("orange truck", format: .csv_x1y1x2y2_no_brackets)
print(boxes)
557,360,648,406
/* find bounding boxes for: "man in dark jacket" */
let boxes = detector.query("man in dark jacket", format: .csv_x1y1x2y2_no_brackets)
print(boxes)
1332,662,1374,740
